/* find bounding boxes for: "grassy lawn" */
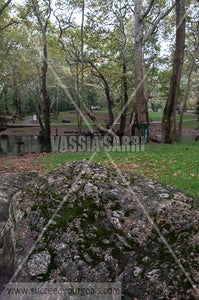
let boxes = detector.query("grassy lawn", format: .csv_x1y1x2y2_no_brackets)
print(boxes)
181,120,199,128
148,110,197,122
148,111,163,120
39,141,199,199
93,110,108,114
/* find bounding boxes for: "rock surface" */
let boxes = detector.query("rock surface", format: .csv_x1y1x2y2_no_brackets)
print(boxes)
1,161,199,299
0,171,37,231
0,171,37,292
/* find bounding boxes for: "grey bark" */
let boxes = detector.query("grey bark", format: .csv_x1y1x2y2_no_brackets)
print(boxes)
178,60,195,139
79,0,85,135
32,0,51,141
132,0,176,137
162,0,186,144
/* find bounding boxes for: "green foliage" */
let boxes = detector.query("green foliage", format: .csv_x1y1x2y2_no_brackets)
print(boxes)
0,0,198,126
151,102,162,112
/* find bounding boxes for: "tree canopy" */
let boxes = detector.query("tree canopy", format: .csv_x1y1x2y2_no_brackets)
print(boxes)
0,0,198,143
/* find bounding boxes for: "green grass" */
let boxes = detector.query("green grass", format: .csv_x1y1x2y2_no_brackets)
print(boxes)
148,111,163,120
148,111,197,122
181,120,199,128
51,110,197,129
39,142,199,199
16,111,197,127
93,110,108,114
177,113,197,120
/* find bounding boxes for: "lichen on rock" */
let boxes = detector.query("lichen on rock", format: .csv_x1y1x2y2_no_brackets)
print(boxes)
1,161,199,299
28,251,51,276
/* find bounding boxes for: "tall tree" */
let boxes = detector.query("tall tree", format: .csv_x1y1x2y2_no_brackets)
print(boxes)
79,0,85,134
178,60,195,139
31,0,52,141
81,0,132,135
162,0,186,143
133,0,148,127
110,0,130,139
55,1,115,130
55,2,87,132
131,0,175,138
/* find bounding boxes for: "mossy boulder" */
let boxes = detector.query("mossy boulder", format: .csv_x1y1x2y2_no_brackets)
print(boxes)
1,161,199,299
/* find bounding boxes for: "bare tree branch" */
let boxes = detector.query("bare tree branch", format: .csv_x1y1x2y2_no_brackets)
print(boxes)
45,0,51,30
141,0,155,20
31,0,51,33
0,20,18,30
143,2,176,44
0,0,11,16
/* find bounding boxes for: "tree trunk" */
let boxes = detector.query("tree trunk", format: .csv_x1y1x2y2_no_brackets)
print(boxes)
117,16,128,139
162,0,185,144
12,69,23,118
105,82,114,128
178,60,195,139
132,0,148,136
131,0,175,140
82,102,117,139
39,30,51,141
196,87,199,122
79,0,85,135
32,0,51,142
117,61,128,139
88,61,114,127
75,58,82,134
